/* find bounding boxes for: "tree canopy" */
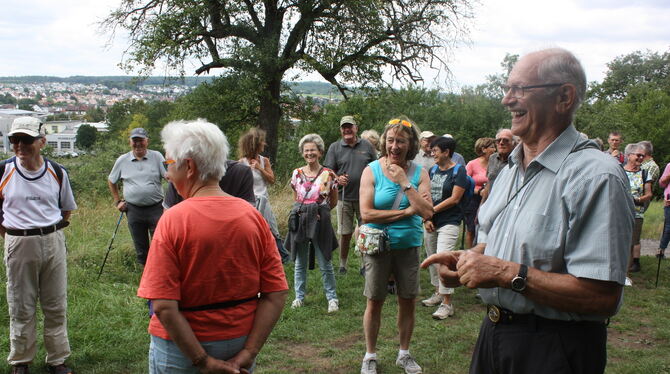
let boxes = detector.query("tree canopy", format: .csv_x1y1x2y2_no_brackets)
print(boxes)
103,0,473,160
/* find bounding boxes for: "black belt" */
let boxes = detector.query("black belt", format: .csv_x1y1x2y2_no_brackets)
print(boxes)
179,295,259,312
5,221,70,237
486,305,606,327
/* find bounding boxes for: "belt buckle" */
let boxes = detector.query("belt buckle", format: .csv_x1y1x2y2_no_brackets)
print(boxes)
487,305,501,324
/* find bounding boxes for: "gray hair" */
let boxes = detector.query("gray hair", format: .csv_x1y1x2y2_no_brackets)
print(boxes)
161,118,228,182
536,48,587,120
638,140,653,156
298,133,325,154
624,142,643,155
361,129,380,148
495,128,519,146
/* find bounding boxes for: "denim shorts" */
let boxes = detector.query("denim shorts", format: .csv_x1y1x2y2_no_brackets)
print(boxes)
149,335,254,374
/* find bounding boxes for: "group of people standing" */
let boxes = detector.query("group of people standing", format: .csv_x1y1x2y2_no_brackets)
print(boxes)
0,47,651,374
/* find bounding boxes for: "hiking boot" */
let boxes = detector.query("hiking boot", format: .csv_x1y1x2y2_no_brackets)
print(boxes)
432,304,454,320
47,364,73,374
339,266,347,275
421,293,443,307
630,261,641,273
328,299,339,313
396,353,422,374
360,358,377,374
657,248,666,259
11,364,29,374
291,299,304,309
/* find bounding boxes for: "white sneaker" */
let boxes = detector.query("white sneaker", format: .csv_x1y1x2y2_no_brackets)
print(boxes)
328,299,339,313
396,353,422,374
624,277,633,287
291,299,304,308
361,358,377,374
432,303,454,320
421,293,443,307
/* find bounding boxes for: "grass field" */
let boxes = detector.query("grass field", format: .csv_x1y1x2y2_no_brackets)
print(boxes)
0,187,669,373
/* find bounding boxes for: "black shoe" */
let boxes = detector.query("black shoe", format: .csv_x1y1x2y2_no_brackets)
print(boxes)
630,262,641,273
387,280,396,295
338,266,347,274
11,364,29,374
47,364,73,374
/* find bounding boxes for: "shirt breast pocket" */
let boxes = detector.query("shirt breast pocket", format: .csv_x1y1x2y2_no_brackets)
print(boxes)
522,213,563,268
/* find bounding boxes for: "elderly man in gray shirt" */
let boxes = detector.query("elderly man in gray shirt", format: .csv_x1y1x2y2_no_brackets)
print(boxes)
423,48,633,374
108,128,166,265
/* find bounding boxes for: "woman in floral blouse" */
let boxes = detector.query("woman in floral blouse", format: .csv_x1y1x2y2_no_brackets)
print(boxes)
284,134,340,313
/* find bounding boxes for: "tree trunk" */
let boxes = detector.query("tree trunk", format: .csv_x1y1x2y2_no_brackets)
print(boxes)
257,75,282,163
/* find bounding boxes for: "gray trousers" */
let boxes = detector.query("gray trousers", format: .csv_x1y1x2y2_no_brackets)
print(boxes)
126,202,163,265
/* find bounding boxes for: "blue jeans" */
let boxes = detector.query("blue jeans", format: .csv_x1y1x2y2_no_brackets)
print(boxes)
661,206,670,249
149,335,254,374
293,241,337,301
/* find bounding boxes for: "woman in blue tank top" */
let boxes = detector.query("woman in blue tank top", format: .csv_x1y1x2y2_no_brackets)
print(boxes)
357,117,433,374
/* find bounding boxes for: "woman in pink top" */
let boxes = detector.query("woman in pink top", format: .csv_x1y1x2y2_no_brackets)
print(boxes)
464,137,496,248
657,162,670,258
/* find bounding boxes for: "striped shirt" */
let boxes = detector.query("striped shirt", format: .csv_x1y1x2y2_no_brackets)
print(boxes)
477,125,634,322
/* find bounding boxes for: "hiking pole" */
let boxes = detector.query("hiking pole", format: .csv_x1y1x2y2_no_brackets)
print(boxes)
655,255,663,288
98,211,124,280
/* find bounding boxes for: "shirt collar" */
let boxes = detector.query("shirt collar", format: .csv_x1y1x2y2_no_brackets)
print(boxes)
508,124,581,174
339,138,360,147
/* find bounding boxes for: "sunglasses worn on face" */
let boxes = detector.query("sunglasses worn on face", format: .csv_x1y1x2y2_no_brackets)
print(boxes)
496,138,511,145
9,136,40,145
388,119,412,128
633,153,645,158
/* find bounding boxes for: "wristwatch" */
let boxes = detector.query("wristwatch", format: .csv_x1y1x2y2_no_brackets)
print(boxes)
511,264,528,292
403,183,412,192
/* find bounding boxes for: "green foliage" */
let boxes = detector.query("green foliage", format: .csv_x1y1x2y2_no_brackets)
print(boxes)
84,107,106,122
57,139,127,198
75,124,98,150
0,93,17,104
105,99,174,149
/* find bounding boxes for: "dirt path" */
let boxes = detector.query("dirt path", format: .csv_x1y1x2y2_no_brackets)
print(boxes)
640,239,661,256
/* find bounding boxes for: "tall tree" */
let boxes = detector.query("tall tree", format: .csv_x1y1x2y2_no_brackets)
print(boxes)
103,0,473,161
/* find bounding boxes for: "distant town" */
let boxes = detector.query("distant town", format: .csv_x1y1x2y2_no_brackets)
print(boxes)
0,76,340,156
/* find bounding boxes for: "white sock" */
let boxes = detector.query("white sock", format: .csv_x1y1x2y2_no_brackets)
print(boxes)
364,352,377,361
399,349,410,358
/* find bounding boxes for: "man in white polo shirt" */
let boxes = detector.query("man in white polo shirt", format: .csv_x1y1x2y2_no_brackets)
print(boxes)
108,128,166,265
0,117,77,374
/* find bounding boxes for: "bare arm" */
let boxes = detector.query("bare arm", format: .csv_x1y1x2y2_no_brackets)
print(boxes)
433,185,464,213
152,299,244,373
258,157,275,185
638,182,653,204
228,290,288,370
107,180,127,211
455,250,622,316
61,211,71,222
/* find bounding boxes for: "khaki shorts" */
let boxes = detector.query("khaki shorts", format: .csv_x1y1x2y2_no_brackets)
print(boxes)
363,247,421,301
336,200,361,235
632,217,643,246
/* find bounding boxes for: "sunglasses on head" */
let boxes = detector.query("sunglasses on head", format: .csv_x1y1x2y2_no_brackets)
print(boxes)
388,119,412,128
8,136,41,145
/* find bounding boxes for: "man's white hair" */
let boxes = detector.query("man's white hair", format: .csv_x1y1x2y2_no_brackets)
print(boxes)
161,118,228,182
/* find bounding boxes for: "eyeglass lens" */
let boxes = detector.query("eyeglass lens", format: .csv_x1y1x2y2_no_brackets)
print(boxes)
9,136,37,145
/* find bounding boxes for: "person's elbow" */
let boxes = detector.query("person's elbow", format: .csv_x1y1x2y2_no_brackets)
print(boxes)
261,289,289,305
151,299,179,320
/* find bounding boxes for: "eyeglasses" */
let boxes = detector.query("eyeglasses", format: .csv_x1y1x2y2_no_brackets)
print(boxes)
388,119,412,128
8,136,41,145
632,153,645,158
163,159,176,170
500,83,564,98
496,138,511,145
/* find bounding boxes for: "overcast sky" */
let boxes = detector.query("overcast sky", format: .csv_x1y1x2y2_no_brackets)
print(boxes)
1,0,668,90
